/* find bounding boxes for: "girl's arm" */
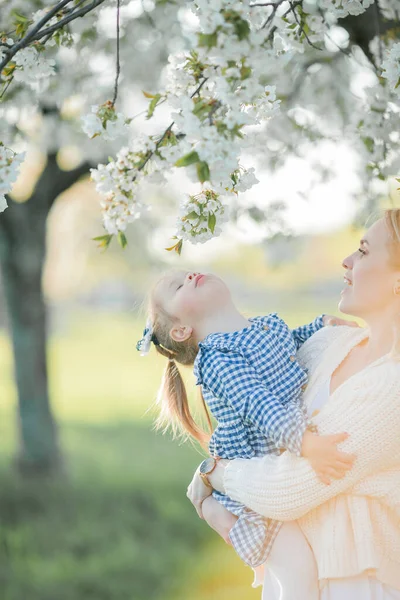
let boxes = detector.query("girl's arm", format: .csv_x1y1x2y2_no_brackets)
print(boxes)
291,316,358,350
291,315,325,349
208,372,400,520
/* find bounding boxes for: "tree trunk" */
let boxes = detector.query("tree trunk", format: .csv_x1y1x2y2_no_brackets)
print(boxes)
0,153,91,475
0,202,60,474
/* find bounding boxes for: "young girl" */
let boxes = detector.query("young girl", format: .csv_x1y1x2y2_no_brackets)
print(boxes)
137,270,353,597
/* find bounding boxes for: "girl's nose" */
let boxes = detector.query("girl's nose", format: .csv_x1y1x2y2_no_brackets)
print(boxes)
187,272,199,282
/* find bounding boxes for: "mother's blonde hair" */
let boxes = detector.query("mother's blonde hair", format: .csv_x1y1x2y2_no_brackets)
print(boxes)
384,208,400,357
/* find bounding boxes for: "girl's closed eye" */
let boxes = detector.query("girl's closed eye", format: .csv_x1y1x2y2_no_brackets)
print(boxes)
358,248,367,256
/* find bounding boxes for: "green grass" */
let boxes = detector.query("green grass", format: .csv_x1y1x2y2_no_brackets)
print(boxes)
0,311,269,600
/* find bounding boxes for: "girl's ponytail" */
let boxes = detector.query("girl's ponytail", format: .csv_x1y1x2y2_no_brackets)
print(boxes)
155,356,211,447
146,276,213,447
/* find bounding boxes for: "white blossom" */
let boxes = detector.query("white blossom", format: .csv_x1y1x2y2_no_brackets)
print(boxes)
0,145,26,211
81,103,129,141
13,47,55,92
381,43,400,97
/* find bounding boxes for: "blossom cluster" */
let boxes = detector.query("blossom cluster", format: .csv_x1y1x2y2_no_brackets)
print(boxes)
90,137,158,234
12,46,55,92
0,145,26,213
93,0,282,245
1,0,399,250
316,0,374,18
81,102,130,142
175,189,228,246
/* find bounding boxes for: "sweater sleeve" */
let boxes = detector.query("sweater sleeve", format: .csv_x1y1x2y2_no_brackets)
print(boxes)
223,371,400,520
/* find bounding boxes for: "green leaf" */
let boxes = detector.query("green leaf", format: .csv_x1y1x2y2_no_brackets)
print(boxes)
185,211,200,220
192,100,207,115
142,90,156,98
117,232,128,249
198,32,218,48
395,77,400,90
165,239,183,254
12,10,31,38
146,93,162,119
11,10,30,23
175,151,200,167
208,213,216,234
234,19,250,40
240,65,252,80
93,234,113,250
196,161,210,183
363,137,374,153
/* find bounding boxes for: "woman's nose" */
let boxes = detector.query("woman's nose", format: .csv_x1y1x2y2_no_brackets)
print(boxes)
342,255,353,270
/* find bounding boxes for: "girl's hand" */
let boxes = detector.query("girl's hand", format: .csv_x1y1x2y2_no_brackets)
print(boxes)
186,465,213,519
301,430,356,485
323,315,359,328
201,496,238,544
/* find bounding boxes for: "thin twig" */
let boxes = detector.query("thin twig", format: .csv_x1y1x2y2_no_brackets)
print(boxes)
111,0,121,106
374,1,383,68
250,1,284,6
288,1,323,51
0,78,13,100
136,77,209,174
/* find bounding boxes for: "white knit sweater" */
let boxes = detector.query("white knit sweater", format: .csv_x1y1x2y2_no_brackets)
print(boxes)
223,326,400,589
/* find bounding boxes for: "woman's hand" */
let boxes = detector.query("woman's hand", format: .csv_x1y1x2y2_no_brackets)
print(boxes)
186,465,213,519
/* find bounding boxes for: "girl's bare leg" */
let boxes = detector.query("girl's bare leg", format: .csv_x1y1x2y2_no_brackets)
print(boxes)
201,496,238,544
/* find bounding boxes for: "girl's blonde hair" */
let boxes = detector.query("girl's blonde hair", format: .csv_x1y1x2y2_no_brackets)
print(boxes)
149,282,213,447
384,208,400,358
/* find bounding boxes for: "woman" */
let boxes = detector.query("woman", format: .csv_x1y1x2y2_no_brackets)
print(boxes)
187,209,400,599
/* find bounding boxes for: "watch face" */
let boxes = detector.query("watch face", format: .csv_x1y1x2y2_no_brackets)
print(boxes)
200,457,215,475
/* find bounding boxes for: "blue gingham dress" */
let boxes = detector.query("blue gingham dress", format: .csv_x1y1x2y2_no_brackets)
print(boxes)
193,313,324,569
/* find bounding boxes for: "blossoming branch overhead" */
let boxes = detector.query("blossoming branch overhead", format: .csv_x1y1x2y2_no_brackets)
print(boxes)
0,0,399,251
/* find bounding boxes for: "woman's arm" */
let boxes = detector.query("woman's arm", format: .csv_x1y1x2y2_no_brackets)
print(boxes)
206,372,400,521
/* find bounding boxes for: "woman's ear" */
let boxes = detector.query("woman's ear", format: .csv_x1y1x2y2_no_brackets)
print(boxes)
394,276,400,297
170,324,193,343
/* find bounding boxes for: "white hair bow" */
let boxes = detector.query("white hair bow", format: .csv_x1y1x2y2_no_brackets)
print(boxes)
136,319,154,356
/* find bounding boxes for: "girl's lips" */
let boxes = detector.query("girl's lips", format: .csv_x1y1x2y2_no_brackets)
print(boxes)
195,274,205,286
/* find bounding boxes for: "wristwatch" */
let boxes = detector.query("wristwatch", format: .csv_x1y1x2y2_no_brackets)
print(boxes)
199,456,220,488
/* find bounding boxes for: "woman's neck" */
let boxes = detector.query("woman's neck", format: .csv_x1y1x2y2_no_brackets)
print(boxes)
195,305,251,343
362,312,398,360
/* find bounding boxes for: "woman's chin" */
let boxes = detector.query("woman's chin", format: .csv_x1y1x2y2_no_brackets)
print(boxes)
338,297,352,315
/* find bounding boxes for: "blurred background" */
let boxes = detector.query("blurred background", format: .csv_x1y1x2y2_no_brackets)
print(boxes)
1,2,400,599
1,162,390,600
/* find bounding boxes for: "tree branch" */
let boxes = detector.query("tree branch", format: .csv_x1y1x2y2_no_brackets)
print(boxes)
0,0,107,73
30,154,92,210
0,0,73,71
